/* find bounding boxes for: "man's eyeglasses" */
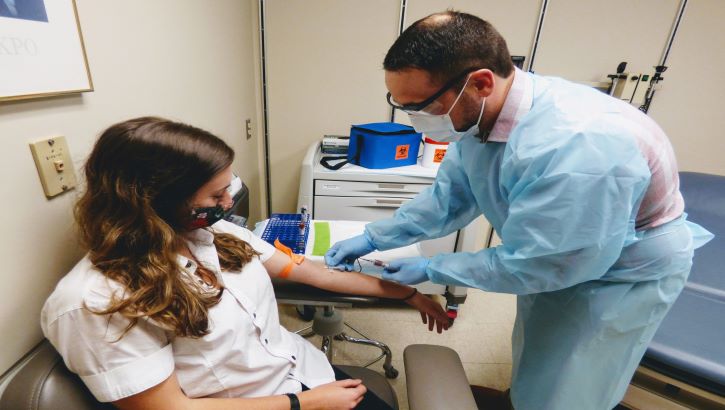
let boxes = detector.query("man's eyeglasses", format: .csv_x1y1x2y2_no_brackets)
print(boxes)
386,67,480,114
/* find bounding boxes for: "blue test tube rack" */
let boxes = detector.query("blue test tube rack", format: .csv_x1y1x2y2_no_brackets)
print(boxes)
260,213,311,254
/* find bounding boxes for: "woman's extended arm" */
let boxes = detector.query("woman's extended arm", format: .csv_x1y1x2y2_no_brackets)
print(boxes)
113,372,366,410
263,251,451,332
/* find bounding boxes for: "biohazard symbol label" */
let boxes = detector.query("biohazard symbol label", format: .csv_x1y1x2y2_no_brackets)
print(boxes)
434,149,447,163
395,144,410,160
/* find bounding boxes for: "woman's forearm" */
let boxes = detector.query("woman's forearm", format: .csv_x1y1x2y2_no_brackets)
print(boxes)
263,250,451,333
189,395,290,410
299,259,415,299
114,373,294,410
263,251,413,299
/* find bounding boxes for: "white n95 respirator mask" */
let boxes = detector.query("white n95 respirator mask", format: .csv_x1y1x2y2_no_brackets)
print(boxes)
408,75,485,143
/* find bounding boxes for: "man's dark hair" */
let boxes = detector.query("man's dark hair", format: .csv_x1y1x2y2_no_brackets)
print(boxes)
384,11,514,84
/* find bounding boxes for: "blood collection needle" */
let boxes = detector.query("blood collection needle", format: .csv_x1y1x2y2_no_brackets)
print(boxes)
359,257,389,269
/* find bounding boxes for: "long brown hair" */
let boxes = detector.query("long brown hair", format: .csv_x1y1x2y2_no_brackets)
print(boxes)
76,117,258,338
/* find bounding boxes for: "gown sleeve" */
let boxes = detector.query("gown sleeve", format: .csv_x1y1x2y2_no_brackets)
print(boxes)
365,142,482,251
426,128,652,294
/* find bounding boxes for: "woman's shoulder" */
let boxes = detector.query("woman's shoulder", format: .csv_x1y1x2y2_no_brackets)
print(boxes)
41,255,124,325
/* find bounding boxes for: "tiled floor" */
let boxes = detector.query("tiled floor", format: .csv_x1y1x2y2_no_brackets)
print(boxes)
278,289,517,410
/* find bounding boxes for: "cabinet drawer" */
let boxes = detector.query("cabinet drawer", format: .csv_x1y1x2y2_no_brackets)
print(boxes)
314,195,410,220
315,179,428,198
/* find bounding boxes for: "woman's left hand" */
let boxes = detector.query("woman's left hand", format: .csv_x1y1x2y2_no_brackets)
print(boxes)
405,292,451,333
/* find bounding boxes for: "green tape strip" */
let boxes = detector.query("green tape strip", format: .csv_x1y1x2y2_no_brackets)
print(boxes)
312,222,331,256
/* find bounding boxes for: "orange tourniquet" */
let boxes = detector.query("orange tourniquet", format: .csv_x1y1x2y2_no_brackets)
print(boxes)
274,239,305,278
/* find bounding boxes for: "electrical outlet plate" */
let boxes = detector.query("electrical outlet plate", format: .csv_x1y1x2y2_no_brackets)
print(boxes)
245,118,252,140
29,136,77,198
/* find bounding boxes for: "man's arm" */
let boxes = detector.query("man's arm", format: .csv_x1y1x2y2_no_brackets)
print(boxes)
425,129,652,294
365,142,481,251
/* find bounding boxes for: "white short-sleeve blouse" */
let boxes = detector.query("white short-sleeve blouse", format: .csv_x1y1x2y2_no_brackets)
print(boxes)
41,220,334,403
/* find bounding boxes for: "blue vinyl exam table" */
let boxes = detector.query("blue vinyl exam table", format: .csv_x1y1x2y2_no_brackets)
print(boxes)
625,172,725,408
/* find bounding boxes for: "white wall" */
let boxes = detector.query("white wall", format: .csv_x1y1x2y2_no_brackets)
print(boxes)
265,0,401,213
647,0,725,175
0,0,262,375
403,0,542,66
532,0,681,82
265,0,724,214
265,0,545,213
257,0,725,269
527,0,724,176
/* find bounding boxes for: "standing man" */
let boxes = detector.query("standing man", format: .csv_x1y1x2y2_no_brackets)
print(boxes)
325,11,713,410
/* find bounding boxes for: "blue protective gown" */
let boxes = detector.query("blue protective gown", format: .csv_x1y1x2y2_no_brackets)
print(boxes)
366,73,713,409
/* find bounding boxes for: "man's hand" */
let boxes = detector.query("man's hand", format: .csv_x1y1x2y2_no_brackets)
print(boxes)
382,257,430,285
405,292,451,333
325,233,376,271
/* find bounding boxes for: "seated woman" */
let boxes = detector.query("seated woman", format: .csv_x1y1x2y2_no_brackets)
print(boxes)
41,117,450,410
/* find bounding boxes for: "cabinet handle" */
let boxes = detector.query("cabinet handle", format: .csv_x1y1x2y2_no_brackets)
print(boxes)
377,183,406,190
375,199,405,206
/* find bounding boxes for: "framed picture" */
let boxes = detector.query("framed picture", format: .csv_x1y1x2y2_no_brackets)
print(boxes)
0,0,92,101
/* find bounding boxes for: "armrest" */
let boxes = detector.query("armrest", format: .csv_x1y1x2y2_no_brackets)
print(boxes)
404,344,477,410
271,277,381,306
0,340,113,410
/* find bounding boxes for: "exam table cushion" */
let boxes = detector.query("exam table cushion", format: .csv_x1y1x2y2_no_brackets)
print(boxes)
643,172,725,395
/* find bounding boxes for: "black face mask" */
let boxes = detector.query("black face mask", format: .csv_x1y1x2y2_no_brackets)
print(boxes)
187,205,226,230
186,176,241,230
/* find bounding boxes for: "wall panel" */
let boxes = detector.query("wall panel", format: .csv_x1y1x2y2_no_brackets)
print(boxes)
0,0,261,375
533,0,680,82
265,0,401,212
405,0,543,67
647,0,725,175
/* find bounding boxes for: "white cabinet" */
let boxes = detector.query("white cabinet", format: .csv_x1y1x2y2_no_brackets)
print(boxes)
298,142,493,307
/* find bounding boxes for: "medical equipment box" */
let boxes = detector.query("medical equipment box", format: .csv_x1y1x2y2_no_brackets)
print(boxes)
321,134,350,154
347,122,421,169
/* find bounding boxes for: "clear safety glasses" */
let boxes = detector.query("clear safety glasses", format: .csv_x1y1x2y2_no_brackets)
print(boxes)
386,67,480,115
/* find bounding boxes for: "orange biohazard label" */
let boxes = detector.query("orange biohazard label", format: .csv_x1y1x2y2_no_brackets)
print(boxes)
433,149,447,163
395,144,410,160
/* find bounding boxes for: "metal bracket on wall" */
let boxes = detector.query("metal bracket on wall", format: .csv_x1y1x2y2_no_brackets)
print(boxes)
640,0,688,114
389,0,409,124
259,0,272,216
527,0,549,73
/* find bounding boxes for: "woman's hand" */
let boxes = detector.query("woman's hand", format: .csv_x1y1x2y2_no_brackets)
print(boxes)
298,379,367,410
405,292,451,333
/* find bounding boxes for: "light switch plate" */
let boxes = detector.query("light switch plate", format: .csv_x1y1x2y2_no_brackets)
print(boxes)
29,136,77,198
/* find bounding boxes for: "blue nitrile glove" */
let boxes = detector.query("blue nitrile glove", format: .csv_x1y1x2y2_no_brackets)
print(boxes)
325,232,376,271
382,257,430,285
